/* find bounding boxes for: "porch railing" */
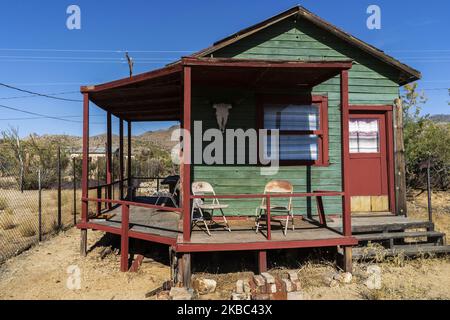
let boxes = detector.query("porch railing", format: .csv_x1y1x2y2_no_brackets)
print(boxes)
190,191,348,240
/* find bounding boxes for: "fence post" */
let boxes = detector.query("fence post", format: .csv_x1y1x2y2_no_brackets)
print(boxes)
427,157,433,224
57,146,62,229
73,157,77,226
38,168,42,242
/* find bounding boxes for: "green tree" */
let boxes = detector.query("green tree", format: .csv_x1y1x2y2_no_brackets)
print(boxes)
402,84,450,190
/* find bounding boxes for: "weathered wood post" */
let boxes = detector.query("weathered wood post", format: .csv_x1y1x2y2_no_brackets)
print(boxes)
80,91,90,256
119,119,124,200
38,168,42,242
120,204,130,272
258,250,267,274
426,157,433,224
393,98,408,216
73,157,77,226
106,112,112,209
57,146,62,229
340,69,353,272
127,121,132,200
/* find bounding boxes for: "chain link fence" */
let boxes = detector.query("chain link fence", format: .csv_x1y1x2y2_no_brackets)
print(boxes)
0,151,81,263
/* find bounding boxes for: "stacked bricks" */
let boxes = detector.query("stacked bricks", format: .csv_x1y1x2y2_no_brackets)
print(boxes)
232,271,304,300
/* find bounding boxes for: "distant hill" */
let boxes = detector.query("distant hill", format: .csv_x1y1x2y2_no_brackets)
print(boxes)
25,125,179,154
430,114,450,124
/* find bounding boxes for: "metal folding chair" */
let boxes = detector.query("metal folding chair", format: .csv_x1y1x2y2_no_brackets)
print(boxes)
154,177,180,207
191,181,231,236
255,180,294,236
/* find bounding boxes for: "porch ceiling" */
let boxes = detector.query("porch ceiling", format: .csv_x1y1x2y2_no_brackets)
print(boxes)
81,57,353,122
83,64,183,122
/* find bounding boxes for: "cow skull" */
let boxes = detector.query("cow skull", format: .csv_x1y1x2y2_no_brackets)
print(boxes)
213,103,232,132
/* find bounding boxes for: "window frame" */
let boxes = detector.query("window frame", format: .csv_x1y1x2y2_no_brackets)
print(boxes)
256,94,329,166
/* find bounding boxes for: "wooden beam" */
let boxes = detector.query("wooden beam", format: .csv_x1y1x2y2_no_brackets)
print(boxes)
127,121,132,200
120,204,130,272
80,93,89,256
113,108,180,116
342,246,353,273
182,66,192,242
393,98,407,216
119,119,124,200
106,112,112,209
182,57,353,69
182,253,191,288
99,97,181,109
85,63,182,92
340,70,351,237
258,250,267,273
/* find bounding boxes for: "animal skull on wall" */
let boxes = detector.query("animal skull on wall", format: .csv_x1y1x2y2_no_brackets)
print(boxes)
213,103,232,132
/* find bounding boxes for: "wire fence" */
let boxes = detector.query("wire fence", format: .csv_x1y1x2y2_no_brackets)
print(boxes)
0,142,172,264
0,154,81,263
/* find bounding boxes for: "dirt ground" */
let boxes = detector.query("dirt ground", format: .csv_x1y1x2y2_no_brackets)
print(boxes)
0,192,449,300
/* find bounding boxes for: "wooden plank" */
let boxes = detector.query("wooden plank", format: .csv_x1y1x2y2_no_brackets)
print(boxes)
351,196,371,213
371,196,389,212
356,230,445,242
353,245,450,259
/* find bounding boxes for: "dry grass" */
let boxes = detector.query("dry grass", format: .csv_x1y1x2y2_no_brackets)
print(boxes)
0,197,8,210
0,187,81,261
407,190,450,235
0,216,16,230
19,222,36,237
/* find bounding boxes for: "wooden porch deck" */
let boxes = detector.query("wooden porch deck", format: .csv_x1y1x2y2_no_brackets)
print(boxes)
88,202,356,251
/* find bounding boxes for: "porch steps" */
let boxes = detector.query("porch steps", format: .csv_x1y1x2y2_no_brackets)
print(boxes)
352,245,450,259
347,216,450,260
355,230,445,242
351,220,434,234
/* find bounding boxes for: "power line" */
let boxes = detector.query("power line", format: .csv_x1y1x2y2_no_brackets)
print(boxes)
0,83,82,102
0,90,80,100
0,48,194,53
0,103,105,125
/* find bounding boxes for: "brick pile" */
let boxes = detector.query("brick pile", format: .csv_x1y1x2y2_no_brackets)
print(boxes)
232,271,305,300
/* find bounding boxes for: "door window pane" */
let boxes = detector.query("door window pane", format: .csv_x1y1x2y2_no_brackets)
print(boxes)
349,118,379,153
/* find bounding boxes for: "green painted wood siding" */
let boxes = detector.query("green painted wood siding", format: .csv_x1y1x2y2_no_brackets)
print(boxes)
191,17,400,216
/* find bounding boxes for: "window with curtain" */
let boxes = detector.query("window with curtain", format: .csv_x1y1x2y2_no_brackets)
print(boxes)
349,118,380,153
261,97,328,165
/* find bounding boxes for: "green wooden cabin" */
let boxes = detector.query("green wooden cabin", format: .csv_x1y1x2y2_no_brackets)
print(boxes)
189,6,420,217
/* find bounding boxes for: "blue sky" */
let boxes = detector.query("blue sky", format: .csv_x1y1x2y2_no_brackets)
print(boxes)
0,0,449,137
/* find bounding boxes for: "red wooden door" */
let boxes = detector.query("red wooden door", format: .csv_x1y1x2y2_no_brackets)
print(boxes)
348,113,389,212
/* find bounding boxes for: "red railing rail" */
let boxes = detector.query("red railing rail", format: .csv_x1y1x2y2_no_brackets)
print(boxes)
82,197,182,213
190,190,345,240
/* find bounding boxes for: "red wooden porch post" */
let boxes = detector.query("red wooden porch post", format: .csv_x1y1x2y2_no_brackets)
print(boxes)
258,250,267,274
119,118,124,200
120,203,130,272
80,92,89,256
340,70,352,272
127,121,132,200
106,111,112,209
182,66,192,242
